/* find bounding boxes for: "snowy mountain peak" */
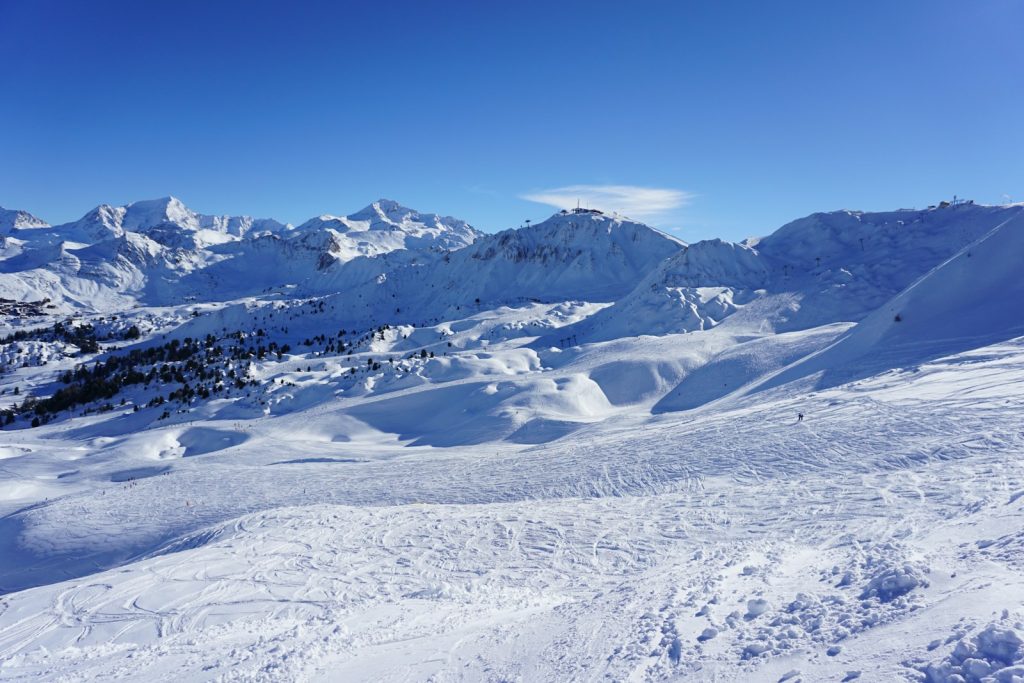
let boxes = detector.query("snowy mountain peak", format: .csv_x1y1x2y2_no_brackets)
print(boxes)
352,198,414,223
754,202,1019,263
347,198,476,235
54,204,128,243
0,206,50,233
293,200,481,262
485,209,685,253
122,196,197,232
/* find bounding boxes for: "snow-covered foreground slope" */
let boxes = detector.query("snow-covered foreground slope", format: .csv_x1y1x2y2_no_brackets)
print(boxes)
1,332,1023,681
0,201,1023,682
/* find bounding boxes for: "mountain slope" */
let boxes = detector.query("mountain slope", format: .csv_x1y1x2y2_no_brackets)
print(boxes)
562,203,1024,343
752,210,1024,393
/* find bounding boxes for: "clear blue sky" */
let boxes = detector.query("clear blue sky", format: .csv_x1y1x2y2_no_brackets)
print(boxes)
1,1,1021,241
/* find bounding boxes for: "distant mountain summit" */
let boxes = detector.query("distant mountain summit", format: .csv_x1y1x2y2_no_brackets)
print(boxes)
459,210,684,300
295,199,482,259
0,206,49,233
0,197,291,251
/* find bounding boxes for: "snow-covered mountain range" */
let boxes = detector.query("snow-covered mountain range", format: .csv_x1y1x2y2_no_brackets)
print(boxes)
7,196,1018,329
1,195,1024,682
0,197,484,310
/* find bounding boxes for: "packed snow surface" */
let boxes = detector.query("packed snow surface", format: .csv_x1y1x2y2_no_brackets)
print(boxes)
0,199,1022,681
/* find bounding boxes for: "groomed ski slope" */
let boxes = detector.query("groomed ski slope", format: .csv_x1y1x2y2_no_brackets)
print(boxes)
0,334,1023,680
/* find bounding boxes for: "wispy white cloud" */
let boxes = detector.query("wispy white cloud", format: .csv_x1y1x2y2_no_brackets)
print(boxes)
521,184,694,218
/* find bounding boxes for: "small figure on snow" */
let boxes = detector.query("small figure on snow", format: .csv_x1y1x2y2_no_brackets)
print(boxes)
797,412,804,423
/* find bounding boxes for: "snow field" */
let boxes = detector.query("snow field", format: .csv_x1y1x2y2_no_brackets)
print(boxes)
0,202,1023,680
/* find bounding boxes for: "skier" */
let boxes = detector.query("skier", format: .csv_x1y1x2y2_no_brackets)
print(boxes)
797,412,804,423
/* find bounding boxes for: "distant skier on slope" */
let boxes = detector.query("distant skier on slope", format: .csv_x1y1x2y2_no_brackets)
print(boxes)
797,412,804,423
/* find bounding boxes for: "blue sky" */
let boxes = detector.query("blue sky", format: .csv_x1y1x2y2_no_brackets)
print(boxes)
1,1,1021,241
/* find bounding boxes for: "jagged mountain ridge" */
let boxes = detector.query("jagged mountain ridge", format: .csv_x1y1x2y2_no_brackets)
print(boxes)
295,199,482,259
0,197,485,311
0,207,49,233
11,196,293,248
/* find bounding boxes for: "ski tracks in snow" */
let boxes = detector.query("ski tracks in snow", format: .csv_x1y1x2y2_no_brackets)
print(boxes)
2,342,1024,679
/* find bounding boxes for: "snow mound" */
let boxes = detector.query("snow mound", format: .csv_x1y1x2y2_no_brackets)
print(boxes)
589,358,686,406
177,427,249,457
859,561,929,603
344,373,611,447
922,623,1024,683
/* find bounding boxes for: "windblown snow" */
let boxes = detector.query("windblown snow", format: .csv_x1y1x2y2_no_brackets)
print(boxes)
0,197,1023,682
